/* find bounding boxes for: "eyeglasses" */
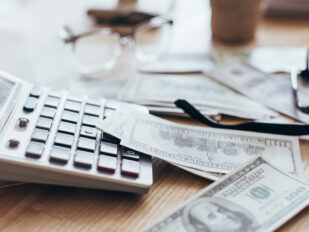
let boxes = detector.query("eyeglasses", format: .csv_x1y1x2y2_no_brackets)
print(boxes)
60,16,173,76
175,99,309,136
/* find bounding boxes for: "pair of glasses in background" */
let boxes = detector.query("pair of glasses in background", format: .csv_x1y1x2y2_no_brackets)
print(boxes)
60,16,173,76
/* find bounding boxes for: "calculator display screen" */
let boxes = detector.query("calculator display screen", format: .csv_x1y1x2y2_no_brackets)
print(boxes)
0,76,15,112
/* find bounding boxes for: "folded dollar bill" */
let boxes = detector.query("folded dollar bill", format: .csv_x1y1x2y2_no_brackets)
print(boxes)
204,61,309,125
141,156,309,232
97,111,304,178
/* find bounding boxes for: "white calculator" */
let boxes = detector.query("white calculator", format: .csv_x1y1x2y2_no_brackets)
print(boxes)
0,71,152,194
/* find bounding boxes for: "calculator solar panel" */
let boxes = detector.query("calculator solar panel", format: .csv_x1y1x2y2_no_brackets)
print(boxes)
0,71,152,194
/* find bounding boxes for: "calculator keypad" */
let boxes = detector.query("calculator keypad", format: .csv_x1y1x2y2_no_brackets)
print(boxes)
24,90,143,179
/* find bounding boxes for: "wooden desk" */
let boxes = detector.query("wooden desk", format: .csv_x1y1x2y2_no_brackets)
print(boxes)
0,1,309,231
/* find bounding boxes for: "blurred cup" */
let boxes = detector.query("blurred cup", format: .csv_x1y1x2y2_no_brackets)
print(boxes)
210,0,262,44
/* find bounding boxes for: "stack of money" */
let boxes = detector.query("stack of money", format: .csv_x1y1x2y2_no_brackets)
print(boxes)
96,110,304,181
210,0,261,43
119,73,278,120
96,110,309,230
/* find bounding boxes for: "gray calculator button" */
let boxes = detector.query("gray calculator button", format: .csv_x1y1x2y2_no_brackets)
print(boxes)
122,147,140,161
30,85,42,98
23,97,38,112
86,98,101,106
74,150,94,168
98,155,117,173
77,137,96,152
31,128,49,143
58,121,76,135
80,125,97,139
48,90,61,98
82,114,99,127
54,132,74,148
100,141,118,156
84,104,101,116
36,117,53,130
26,141,44,158
49,146,70,164
40,106,56,119
121,159,140,177
64,100,82,112
62,110,79,123
44,96,60,108
67,95,82,102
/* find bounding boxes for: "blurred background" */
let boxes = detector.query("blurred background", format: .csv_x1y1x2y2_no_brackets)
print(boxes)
0,0,308,98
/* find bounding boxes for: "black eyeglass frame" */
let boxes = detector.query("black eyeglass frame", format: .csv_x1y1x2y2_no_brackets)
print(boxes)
175,99,309,136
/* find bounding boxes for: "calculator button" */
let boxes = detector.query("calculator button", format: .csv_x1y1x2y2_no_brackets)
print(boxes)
8,139,19,149
17,117,29,129
54,133,74,148
84,103,101,116
77,137,96,152
104,108,115,118
121,159,140,177
29,85,42,98
122,147,140,161
67,95,82,103
80,125,97,139
58,121,76,135
100,141,118,156
62,110,79,123
36,117,53,130
44,96,60,108
48,90,61,98
82,115,99,127
40,106,56,119
86,98,101,106
49,146,70,164
23,97,38,112
74,150,94,168
64,100,82,112
98,155,117,173
25,141,44,158
102,133,120,144
31,128,49,143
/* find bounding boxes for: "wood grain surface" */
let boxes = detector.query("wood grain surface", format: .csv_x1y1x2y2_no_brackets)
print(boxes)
0,0,309,231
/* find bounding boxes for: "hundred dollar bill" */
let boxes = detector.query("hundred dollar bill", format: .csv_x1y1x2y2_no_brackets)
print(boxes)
142,156,309,232
97,112,304,178
119,73,278,120
171,163,224,181
204,61,309,125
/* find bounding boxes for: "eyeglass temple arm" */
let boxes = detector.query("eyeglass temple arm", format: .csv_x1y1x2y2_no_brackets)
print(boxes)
175,99,309,136
132,16,173,33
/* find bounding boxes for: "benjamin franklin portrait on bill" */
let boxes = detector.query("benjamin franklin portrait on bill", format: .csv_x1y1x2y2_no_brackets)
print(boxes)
182,197,258,232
